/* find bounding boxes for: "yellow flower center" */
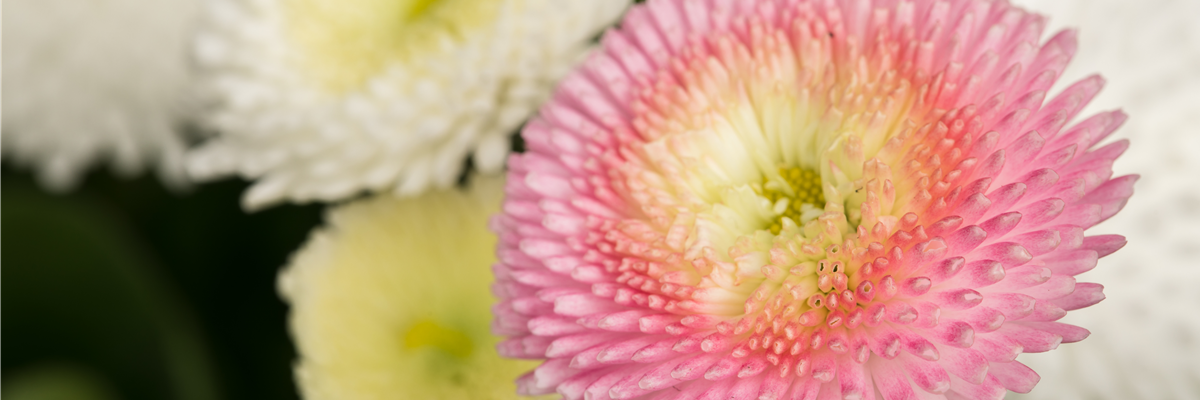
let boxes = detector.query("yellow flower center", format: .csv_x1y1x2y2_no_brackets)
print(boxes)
403,319,474,359
404,0,442,21
759,166,826,234
284,0,497,92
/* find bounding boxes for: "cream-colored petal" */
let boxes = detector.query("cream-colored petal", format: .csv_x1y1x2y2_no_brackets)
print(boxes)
280,176,547,399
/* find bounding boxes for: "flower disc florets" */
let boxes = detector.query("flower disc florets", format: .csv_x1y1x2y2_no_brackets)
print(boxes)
491,1,1135,399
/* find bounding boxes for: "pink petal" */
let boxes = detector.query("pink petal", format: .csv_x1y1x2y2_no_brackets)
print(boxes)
987,361,1040,393
1046,282,1105,310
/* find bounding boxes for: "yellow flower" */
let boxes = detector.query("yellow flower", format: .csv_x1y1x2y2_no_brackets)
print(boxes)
279,176,542,399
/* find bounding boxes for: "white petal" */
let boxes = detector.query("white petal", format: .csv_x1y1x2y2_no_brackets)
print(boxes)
189,0,633,209
2,0,200,191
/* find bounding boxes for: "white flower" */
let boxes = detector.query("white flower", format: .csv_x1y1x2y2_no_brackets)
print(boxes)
1009,0,1200,399
187,0,631,210
278,176,547,399
2,0,200,191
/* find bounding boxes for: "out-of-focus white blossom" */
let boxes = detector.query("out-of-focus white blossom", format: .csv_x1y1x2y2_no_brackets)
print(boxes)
2,0,200,190
187,0,630,210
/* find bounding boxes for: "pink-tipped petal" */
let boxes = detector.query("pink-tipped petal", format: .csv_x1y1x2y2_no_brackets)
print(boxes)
987,361,1040,394
492,0,1133,398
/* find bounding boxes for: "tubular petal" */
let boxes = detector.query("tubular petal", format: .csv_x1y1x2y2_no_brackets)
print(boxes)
492,0,1134,398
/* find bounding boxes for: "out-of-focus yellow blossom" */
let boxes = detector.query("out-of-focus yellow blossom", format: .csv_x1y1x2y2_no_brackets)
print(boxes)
279,176,546,399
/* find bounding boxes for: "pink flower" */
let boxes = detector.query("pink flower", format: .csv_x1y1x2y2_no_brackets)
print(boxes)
491,0,1135,399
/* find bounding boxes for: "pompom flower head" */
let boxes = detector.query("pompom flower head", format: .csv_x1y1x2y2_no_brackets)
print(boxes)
491,0,1135,399
279,176,548,399
187,0,630,210
3,0,198,191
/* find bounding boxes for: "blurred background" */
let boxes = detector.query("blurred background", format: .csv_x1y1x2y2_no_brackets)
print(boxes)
3,163,321,400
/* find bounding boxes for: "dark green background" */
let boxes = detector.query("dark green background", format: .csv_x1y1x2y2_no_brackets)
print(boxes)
3,165,325,400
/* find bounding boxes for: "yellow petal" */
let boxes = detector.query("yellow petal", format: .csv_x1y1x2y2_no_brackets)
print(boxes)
279,175,544,399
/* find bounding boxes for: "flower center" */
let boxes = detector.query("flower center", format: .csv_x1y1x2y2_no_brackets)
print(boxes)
403,319,474,359
597,10,948,363
403,0,441,22
284,0,496,92
759,166,826,234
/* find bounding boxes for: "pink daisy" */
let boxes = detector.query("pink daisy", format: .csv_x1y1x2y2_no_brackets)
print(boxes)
491,0,1136,399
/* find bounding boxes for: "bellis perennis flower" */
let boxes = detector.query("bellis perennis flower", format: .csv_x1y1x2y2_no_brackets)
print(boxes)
187,0,629,210
3,0,199,191
279,177,546,399
491,0,1135,399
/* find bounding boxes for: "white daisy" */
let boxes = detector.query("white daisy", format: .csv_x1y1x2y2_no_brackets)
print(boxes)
1009,0,1200,399
2,0,200,191
278,176,550,399
187,0,631,210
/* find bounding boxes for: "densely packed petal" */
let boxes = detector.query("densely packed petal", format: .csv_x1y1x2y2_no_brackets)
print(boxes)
279,176,547,399
491,0,1135,399
1008,0,1200,398
2,0,199,191
187,0,630,210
